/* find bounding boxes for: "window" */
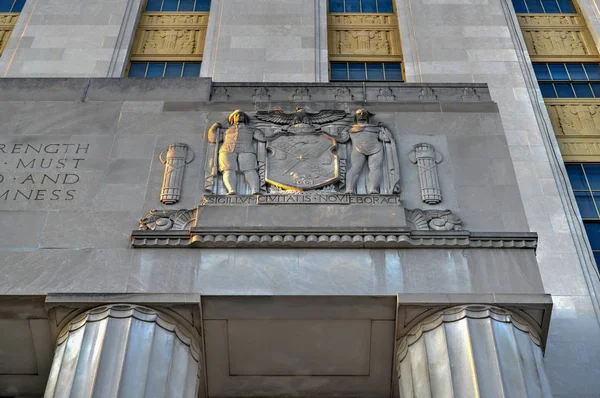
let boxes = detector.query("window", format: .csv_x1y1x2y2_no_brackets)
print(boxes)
0,0,26,12
512,0,576,13
127,0,210,78
128,62,201,78
567,164,600,270
329,0,394,13
145,0,211,11
533,63,600,98
330,62,403,81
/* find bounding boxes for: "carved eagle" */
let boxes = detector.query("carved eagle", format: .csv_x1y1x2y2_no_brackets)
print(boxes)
255,107,347,126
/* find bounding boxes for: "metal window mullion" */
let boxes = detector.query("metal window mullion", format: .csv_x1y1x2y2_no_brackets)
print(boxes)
581,165,600,218
162,62,167,77
556,0,563,13
193,0,197,11
346,62,349,80
144,62,150,78
180,62,184,77
176,0,182,12
383,63,387,81
539,0,547,13
376,0,379,13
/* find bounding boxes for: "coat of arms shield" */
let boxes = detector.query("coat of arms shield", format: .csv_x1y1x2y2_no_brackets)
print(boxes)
265,132,339,190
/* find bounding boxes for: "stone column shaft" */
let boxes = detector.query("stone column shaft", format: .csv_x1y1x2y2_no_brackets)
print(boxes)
397,305,551,398
44,304,200,398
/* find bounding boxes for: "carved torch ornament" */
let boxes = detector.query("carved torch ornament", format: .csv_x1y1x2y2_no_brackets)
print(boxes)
409,143,443,204
160,143,194,205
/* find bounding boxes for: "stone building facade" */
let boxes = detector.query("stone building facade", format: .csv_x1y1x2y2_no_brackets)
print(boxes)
0,0,599,397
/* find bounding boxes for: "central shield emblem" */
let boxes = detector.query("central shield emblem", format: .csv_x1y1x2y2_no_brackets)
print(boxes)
266,132,339,190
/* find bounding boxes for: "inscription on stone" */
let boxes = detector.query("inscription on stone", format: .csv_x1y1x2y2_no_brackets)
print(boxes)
0,142,89,202
201,194,402,205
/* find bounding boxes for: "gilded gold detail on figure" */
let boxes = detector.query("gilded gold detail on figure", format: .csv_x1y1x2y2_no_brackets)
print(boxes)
328,13,402,61
130,12,208,60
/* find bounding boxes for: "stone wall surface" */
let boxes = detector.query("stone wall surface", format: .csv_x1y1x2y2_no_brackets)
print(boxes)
0,80,538,295
395,0,600,395
0,0,142,77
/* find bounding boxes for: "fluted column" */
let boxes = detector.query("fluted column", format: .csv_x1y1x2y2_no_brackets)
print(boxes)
396,305,551,398
44,304,201,398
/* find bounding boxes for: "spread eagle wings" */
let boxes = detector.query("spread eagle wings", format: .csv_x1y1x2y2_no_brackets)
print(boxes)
254,109,347,125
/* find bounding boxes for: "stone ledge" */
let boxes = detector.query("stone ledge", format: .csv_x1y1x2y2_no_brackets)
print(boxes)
130,229,538,249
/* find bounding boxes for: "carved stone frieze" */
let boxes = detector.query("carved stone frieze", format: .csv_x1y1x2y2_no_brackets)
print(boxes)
405,209,462,231
461,87,480,102
547,101,600,136
335,87,354,101
130,12,208,59
211,87,229,101
0,13,19,56
523,29,592,57
327,13,402,61
252,87,270,102
517,14,597,59
204,108,401,195
138,209,196,231
131,229,538,249
419,87,437,101
377,87,396,101
292,88,311,101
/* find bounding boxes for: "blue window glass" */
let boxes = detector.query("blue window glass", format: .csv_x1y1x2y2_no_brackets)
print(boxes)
549,64,569,80
384,63,402,81
575,192,598,218
533,64,551,80
162,0,179,11
349,63,366,80
178,0,195,11
566,164,587,189
591,83,600,97
128,63,148,77
539,82,556,98
525,0,544,12
584,165,600,190
165,62,183,77
512,0,528,12
566,63,586,80
541,0,560,12
331,63,348,80
195,0,211,11
146,0,162,11
12,0,26,12
346,0,361,12
585,223,600,248
367,63,384,80
146,62,166,77
573,83,594,97
555,83,575,97
594,251,600,270
329,0,344,12
585,64,600,80
362,0,377,12
377,0,394,12
182,62,201,77
557,0,576,12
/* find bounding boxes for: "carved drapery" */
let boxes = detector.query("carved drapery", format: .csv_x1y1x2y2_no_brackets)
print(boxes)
546,99,600,161
44,304,201,398
517,14,598,60
130,12,209,61
327,13,402,62
0,14,19,56
396,305,551,398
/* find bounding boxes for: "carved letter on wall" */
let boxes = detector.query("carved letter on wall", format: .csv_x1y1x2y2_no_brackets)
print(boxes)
160,143,194,204
409,143,443,204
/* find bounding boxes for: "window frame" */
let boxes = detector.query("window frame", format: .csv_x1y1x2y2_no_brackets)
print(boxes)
144,0,212,12
533,62,600,98
511,0,579,14
328,0,396,14
329,61,404,82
